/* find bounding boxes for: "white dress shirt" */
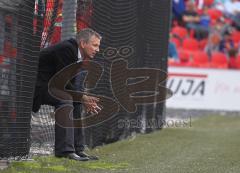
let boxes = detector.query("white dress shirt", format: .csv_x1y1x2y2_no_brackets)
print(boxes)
77,49,83,62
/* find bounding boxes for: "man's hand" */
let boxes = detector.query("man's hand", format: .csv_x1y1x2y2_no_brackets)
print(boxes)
81,95,101,114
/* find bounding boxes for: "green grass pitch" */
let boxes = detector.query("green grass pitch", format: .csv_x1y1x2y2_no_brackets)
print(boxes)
2,115,240,173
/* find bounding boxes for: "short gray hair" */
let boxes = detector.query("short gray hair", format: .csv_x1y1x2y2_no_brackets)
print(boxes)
76,28,102,44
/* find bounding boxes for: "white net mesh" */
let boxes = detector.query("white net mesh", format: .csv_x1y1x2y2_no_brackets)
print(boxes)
30,105,55,156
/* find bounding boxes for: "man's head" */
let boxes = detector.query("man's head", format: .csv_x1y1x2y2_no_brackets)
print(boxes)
186,1,196,12
76,28,102,59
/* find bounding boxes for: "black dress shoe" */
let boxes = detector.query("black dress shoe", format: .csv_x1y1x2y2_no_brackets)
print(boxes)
76,151,99,160
55,152,89,161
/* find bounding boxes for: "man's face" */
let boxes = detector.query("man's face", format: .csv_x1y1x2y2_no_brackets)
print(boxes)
80,35,100,59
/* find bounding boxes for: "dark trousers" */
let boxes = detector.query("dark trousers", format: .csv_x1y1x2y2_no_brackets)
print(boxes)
33,86,85,155
73,103,85,152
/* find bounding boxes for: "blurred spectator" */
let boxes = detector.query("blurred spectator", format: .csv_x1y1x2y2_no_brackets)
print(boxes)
172,0,186,24
204,32,221,56
222,0,240,16
168,41,179,61
182,1,209,40
210,16,232,38
215,0,230,3
182,1,200,27
196,0,215,10
200,7,211,28
228,49,239,68
219,30,236,56
222,0,240,29
196,0,205,10
214,0,230,11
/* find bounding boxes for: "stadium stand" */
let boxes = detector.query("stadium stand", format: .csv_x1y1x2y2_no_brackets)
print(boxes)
169,0,240,69
229,54,240,69
210,52,229,68
170,36,182,48
207,8,223,22
182,38,200,51
191,51,210,67
171,26,189,40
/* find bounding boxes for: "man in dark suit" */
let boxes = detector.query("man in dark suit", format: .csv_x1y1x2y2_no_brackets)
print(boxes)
32,28,101,161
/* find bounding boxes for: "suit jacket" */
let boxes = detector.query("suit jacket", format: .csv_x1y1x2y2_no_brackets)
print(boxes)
32,38,80,112
36,38,78,86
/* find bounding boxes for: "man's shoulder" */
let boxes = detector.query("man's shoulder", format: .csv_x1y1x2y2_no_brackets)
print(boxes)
67,38,78,46
42,38,78,51
55,38,78,49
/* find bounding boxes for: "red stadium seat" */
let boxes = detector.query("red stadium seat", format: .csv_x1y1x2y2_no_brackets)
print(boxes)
0,55,3,64
204,0,214,6
229,55,240,69
182,38,199,51
178,49,191,62
210,52,228,68
228,57,238,69
228,57,236,69
170,37,182,48
236,56,240,69
207,9,223,23
168,59,192,67
171,26,188,40
168,59,181,66
231,31,240,45
199,39,207,49
191,51,210,67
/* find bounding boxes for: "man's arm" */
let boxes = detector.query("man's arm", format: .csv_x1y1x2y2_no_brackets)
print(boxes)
81,95,101,114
